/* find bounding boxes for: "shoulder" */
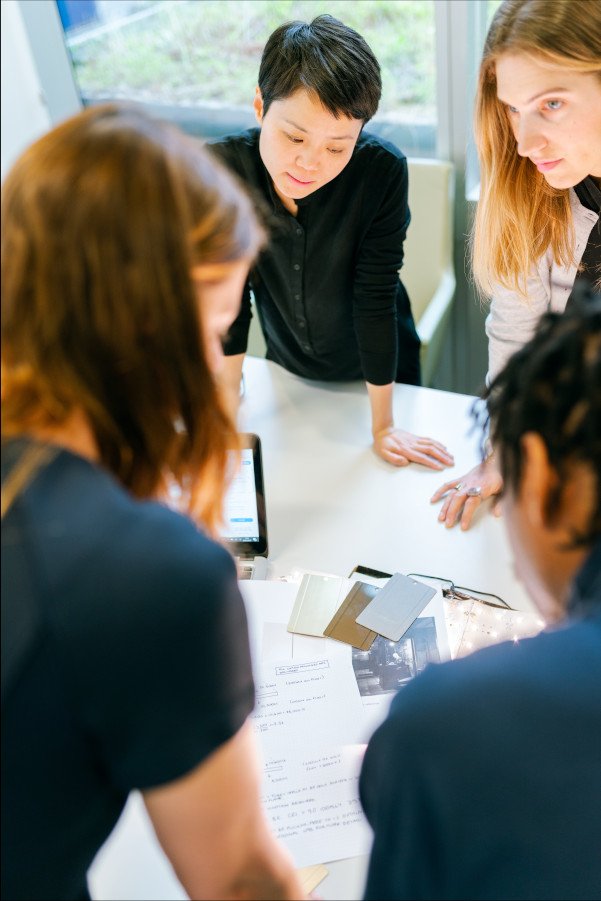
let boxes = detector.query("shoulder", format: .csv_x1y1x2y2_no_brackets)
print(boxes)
208,129,260,173
117,498,236,604
352,131,407,174
19,450,239,637
371,620,601,757
346,133,408,211
85,497,239,638
569,186,600,239
3,449,253,790
355,131,407,164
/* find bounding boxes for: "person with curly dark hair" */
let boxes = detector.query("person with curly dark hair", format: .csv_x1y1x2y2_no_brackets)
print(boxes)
360,292,601,900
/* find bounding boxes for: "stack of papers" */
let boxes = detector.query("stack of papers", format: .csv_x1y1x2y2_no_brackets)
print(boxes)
241,577,450,870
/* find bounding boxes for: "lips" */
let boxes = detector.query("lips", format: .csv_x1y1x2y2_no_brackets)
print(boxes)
532,159,563,172
286,172,314,186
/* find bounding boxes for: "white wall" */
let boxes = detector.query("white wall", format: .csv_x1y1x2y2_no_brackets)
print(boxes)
1,0,52,181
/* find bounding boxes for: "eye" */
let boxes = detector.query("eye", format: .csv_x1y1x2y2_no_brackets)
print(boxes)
328,148,344,155
285,133,303,144
507,105,519,115
545,99,563,111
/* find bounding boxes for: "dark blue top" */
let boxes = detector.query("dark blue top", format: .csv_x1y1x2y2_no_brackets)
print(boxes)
359,539,601,900
1,440,255,900
210,128,420,386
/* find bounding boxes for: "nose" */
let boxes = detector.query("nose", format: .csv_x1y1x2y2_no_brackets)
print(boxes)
515,114,547,158
295,149,320,172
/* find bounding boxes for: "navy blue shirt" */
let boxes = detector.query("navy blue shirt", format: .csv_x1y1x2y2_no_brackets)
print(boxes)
359,539,601,900
210,129,421,385
1,440,254,900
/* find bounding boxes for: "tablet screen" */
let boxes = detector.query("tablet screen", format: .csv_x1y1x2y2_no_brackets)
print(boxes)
221,434,268,556
223,447,260,542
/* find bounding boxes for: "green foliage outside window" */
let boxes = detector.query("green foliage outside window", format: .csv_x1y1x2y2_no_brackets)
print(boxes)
65,0,435,122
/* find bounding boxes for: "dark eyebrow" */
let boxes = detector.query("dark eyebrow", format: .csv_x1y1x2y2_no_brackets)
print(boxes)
498,87,570,105
282,117,355,141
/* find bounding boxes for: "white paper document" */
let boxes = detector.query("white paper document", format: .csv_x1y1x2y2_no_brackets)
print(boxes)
253,655,371,867
262,744,370,868
241,580,450,868
254,655,365,752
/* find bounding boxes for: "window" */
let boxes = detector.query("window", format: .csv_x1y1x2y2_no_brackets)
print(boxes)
463,0,503,199
13,0,495,392
57,0,436,154
487,0,503,23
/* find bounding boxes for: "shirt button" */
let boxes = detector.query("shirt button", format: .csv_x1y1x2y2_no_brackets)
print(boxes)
296,228,303,236
297,320,306,329
293,263,300,271
302,344,311,352
294,294,300,301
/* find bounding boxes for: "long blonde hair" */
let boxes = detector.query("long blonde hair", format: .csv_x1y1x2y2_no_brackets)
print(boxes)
472,0,601,298
1,104,264,534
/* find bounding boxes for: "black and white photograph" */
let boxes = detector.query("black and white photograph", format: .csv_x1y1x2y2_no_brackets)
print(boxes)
351,617,440,697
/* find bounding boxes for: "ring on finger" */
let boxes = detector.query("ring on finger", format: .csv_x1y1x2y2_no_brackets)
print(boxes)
467,486,483,497
454,482,464,492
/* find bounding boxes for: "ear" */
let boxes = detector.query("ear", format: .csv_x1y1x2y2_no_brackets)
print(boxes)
253,87,264,125
519,432,559,531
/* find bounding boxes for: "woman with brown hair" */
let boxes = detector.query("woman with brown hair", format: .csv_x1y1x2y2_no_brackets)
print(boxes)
1,104,303,901
432,0,601,530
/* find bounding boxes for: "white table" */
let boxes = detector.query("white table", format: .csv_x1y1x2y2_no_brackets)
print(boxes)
237,358,531,611
89,358,533,901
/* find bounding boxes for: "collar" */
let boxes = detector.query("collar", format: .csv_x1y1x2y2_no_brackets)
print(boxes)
574,177,601,217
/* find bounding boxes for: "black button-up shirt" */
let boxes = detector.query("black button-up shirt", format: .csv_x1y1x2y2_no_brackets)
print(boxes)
567,176,601,308
210,129,420,385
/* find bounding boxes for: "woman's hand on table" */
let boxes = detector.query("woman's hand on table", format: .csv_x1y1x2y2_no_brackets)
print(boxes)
373,427,455,470
430,456,504,530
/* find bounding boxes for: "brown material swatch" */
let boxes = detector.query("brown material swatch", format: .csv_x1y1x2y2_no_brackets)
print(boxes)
323,581,379,650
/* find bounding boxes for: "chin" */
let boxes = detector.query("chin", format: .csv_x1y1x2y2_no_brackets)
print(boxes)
543,169,583,190
294,183,319,196
279,179,315,199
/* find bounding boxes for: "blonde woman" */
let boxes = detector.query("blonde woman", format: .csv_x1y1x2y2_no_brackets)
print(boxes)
1,105,304,901
432,0,601,530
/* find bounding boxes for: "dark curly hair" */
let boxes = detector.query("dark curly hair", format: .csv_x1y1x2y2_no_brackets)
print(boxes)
479,282,601,547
